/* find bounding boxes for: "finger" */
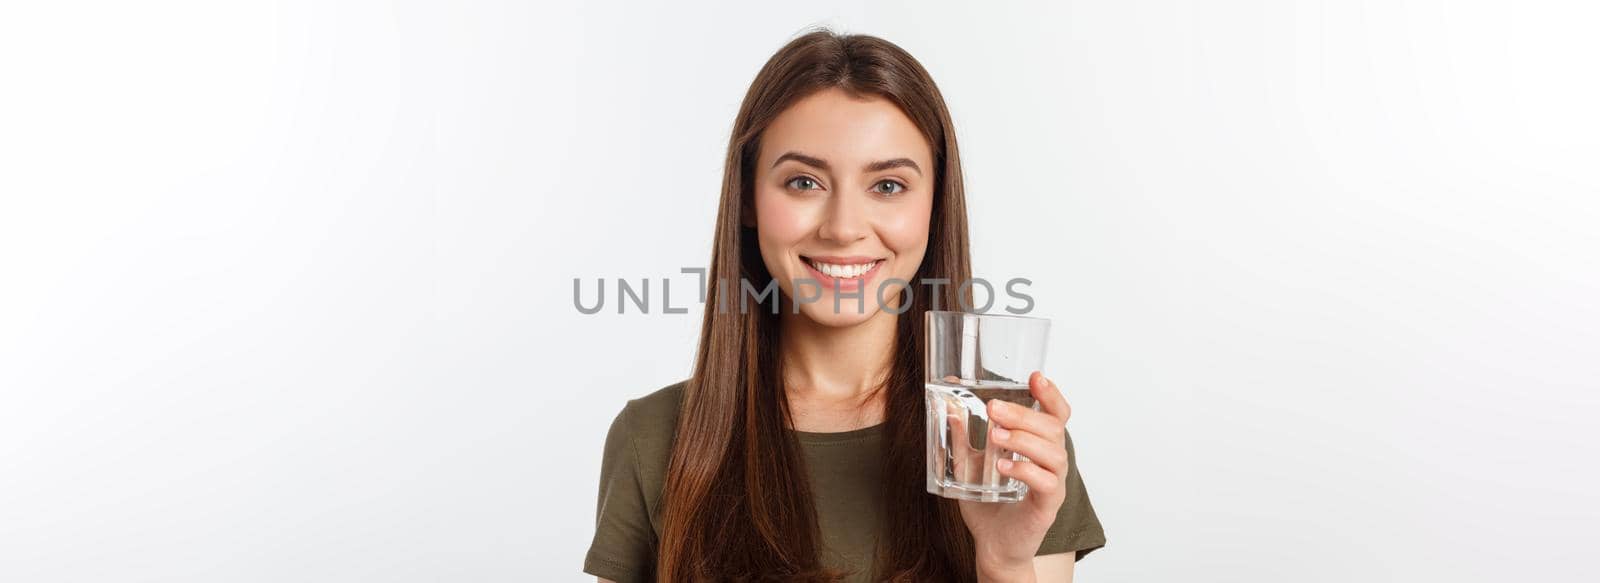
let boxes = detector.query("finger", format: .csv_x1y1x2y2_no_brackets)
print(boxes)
988,399,1065,445
996,458,1062,500
1029,371,1072,424
992,426,1069,476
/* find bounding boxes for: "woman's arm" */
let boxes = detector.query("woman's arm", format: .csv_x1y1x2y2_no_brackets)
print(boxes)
1034,552,1075,582
977,552,1075,583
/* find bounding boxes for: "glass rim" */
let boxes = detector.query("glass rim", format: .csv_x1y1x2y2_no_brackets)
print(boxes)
925,309,1051,323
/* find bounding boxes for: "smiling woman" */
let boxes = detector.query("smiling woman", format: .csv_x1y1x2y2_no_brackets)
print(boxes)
584,29,1105,583
753,89,934,311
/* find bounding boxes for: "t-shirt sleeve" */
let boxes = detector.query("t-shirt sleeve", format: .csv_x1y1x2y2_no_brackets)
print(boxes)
582,401,657,582
1035,428,1107,560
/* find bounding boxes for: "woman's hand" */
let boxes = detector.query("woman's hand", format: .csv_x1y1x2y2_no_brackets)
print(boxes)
957,371,1073,583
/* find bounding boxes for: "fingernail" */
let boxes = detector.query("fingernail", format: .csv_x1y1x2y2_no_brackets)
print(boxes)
993,426,1010,441
997,458,1013,471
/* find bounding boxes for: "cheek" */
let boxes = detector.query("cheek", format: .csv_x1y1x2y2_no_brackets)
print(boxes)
878,202,933,265
753,188,814,254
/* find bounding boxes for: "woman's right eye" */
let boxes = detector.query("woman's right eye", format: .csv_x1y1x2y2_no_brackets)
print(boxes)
786,177,821,191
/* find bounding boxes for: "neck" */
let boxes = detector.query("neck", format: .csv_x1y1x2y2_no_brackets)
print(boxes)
778,306,899,431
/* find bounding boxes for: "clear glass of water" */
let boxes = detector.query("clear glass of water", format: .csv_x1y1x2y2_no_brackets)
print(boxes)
925,310,1051,503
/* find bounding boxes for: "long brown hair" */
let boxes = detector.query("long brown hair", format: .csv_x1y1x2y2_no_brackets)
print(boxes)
657,29,975,582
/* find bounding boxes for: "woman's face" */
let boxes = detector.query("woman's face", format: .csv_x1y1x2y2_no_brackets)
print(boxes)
751,87,935,328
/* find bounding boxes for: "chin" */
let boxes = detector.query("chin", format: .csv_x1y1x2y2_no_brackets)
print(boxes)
797,298,886,328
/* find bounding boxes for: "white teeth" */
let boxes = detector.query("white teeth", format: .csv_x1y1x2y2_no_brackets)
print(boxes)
806,259,879,279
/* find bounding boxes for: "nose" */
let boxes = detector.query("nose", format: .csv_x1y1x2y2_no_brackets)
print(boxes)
817,190,869,244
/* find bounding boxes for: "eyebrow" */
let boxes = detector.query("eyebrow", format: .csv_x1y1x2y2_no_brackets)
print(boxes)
771,151,923,176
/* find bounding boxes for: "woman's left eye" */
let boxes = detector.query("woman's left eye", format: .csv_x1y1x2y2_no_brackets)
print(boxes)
873,180,907,196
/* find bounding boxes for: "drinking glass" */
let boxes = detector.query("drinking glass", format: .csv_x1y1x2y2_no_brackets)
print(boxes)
925,310,1051,503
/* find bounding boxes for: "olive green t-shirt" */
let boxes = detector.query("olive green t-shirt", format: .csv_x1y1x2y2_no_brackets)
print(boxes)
582,381,1106,582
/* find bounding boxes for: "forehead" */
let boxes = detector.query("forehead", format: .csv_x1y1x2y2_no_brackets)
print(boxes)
758,88,933,170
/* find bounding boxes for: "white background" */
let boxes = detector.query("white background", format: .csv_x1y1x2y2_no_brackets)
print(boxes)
2,1,1597,581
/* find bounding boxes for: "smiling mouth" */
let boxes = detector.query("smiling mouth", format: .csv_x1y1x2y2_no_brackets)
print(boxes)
801,256,885,279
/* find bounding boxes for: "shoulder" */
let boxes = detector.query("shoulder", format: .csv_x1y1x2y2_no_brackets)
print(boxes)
621,379,686,429
614,379,686,450
602,379,687,493
586,381,688,578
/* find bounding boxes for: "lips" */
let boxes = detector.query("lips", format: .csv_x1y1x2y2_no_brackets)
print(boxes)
802,256,883,278
799,255,885,294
